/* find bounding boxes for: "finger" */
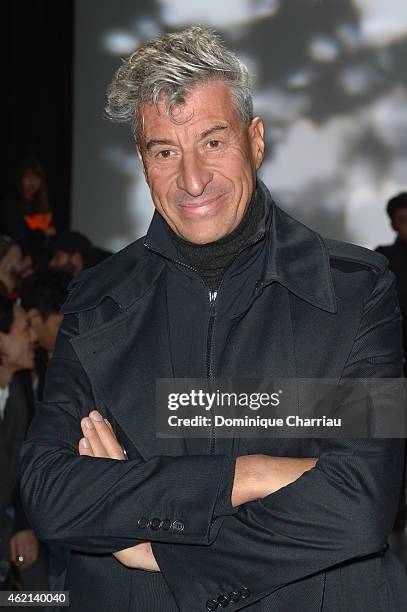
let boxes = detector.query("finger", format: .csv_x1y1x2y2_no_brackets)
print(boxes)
88,411,126,460
80,417,110,458
81,413,126,460
23,549,36,568
104,418,114,432
79,437,94,456
103,420,126,457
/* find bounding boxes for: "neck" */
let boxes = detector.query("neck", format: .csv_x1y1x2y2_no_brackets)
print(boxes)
168,190,262,291
0,365,14,389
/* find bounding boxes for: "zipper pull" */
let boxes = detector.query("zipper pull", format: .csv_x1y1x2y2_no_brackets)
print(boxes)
209,290,218,303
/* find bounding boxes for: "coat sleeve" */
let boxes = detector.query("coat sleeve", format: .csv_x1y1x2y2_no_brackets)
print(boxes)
151,267,405,611
19,311,237,554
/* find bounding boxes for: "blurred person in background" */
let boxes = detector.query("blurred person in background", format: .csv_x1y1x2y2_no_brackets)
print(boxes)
376,192,407,357
20,269,71,398
18,232,50,281
376,192,407,533
0,296,48,591
1,159,55,241
20,270,71,588
0,237,23,299
49,230,111,277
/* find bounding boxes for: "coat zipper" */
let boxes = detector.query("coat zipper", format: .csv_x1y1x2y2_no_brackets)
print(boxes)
144,241,219,454
206,298,216,455
144,229,265,457
143,241,199,274
204,230,265,456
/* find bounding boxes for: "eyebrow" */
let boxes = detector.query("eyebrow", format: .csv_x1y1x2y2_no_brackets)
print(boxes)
199,124,228,140
145,138,176,151
144,124,229,151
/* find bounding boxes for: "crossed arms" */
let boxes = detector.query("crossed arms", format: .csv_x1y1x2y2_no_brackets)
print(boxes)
19,267,404,609
77,410,317,571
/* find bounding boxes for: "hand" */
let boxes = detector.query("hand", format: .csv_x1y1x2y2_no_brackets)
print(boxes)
232,455,317,507
10,530,38,570
78,411,160,571
111,541,159,571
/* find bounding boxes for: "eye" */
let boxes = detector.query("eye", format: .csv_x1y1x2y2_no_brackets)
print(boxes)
206,140,221,149
157,150,173,159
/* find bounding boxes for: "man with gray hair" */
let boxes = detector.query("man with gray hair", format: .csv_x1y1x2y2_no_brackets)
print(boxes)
20,26,407,611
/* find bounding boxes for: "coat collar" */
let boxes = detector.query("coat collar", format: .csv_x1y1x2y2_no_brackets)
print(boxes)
257,180,337,313
142,179,337,314
62,179,336,315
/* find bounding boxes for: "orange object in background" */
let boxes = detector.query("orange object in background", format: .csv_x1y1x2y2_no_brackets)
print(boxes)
24,213,53,231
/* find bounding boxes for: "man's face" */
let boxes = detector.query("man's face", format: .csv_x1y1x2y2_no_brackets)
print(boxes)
392,209,407,243
138,81,265,244
50,249,82,277
27,310,63,354
0,244,23,292
0,305,36,371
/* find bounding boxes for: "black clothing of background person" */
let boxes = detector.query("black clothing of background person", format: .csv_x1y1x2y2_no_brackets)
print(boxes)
376,238,407,531
376,238,407,372
0,376,31,529
0,375,48,593
19,181,407,611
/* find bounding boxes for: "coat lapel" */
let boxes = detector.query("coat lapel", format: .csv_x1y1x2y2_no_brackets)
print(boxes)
216,282,299,457
70,279,186,461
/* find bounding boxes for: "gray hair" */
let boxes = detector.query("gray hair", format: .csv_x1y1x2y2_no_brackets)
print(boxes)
105,26,253,143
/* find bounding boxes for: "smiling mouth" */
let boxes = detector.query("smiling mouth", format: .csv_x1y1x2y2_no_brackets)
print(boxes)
178,193,225,210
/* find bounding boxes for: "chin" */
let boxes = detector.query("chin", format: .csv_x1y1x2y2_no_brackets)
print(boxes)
181,223,231,244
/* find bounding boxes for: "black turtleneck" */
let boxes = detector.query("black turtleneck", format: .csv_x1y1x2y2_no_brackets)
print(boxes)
168,191,263,291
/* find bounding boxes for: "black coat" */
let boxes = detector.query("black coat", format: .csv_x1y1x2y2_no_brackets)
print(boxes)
20,181,407,611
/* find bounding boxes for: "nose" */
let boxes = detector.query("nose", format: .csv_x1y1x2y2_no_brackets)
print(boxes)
176,151,213,197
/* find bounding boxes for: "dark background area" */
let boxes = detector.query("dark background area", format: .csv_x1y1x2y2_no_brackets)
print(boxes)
1,1,406,250
1,0,74,231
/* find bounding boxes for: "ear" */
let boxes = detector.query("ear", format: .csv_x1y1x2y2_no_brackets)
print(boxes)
391,219,397,232
249,117,265,170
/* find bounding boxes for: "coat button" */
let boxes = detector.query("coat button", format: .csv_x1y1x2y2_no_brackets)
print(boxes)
149,518,162,530
161,518,172,531
137,517,150,529
206,600,219,611
217,595,229,607
226,592,240,603
171,519,185,532
238,587,250,599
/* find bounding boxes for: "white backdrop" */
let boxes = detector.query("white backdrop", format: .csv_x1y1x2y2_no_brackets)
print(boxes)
72,0,407,252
